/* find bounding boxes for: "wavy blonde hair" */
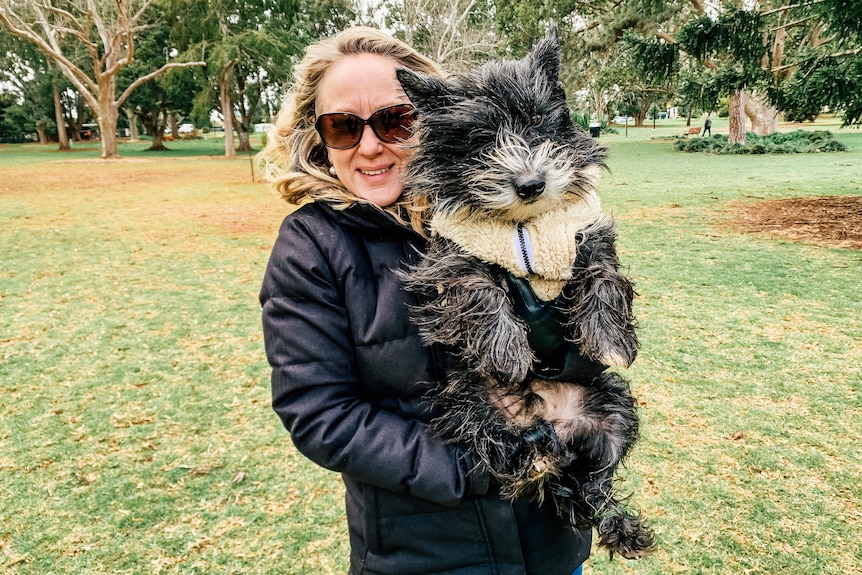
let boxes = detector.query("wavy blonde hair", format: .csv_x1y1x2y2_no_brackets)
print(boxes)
258,26,442,234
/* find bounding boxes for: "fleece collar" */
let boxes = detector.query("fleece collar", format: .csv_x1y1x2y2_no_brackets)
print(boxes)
430,191,604,300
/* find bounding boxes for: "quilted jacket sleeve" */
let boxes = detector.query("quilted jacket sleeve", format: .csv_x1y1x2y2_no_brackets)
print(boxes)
260,209,489,507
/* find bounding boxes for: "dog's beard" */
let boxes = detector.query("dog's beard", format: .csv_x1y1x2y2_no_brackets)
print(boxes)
461,134,599,222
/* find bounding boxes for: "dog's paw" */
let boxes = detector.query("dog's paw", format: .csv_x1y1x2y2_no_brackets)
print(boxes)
481,344,533,385
596,510,655,560
598,346,636,369
574,322,637,368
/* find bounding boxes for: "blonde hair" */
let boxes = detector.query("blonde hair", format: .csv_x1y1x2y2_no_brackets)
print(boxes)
259,26,442,234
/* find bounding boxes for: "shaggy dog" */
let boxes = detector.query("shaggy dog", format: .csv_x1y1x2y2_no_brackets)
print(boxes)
397,27,655,559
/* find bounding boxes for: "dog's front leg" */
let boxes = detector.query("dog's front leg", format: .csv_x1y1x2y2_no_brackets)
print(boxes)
407,241,535,385
446,265,535,386
560,217,638,368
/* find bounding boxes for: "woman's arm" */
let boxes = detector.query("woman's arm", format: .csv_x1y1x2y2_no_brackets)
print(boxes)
260,211,488,507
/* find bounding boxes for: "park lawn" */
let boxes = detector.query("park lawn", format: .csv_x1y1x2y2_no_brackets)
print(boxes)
1,131,861,574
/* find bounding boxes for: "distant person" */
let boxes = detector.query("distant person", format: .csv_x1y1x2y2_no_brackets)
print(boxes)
703,117,712,136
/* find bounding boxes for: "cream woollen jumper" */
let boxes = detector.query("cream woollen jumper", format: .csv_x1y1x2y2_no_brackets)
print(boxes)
430,190,607,301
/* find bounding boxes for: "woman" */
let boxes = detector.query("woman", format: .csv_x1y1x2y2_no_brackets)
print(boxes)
258,26,591,575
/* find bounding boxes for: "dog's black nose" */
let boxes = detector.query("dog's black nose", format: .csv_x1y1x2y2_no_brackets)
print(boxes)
515,178,545,200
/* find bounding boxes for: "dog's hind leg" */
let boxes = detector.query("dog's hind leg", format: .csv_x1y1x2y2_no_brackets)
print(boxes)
536,372,639,467
571,475,655,559
431,372,567,500
542,372,654,558
560,217,638,368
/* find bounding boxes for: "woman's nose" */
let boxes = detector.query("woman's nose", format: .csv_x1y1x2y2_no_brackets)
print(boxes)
357,125,383,154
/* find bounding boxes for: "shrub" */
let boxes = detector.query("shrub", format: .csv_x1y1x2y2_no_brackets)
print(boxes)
772,143,796,154
570,109,590,131
674,136,726,153
675,129,846,155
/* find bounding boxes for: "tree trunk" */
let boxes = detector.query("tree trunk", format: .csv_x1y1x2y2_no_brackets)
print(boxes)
36,123,48,144
125,108,141,142
140,112,169,151
52,77,70,151
67,94,85,143
218,65,237,158
168,113,179,139
237,123,252,151
744,91,778,136
96,99,120,159
634,93,650,127
87,72,121,158
728,91,747,145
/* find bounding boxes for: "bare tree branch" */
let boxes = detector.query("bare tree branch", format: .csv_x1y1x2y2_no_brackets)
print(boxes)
761,1,825,17
116,60,207,107
770,14,819,33
87,0,111,50
0,5,98,93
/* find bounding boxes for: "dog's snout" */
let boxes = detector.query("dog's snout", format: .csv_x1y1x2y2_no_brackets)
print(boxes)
515,177,545,201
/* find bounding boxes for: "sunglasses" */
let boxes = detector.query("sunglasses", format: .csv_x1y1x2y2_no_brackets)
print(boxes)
315,104,417,150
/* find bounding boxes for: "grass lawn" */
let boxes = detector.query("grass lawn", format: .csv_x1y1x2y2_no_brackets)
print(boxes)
1,125,860,575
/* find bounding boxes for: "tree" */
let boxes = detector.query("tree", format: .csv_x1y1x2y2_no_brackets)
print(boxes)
0,0,205,158
499,0,860,145
673,8,775,143
50,71,71,148
610,0,862,143
491,0,688,126
494,0,616,57
767,0,862,125
119,25,197,150
599,37,678,127
372,0,499,72
163,0,316,156
0,29,72,147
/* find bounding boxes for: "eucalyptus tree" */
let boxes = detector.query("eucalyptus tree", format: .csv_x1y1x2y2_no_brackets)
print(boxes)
0,0,206,158
0,31,66,146
372,0,499,72
163,0,339,156
118,25,197,150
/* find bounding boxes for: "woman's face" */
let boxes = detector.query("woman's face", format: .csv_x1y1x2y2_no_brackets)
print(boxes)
316,53,415,207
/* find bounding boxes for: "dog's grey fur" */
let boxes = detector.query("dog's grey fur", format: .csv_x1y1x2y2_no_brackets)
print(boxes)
397,26,654,559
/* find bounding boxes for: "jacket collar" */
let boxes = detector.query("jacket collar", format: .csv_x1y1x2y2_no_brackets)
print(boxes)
325,200,426,243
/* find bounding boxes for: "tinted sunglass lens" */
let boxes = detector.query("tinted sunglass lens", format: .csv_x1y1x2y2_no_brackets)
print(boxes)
320,114,362,149
372,106,415,142
316,105,416,149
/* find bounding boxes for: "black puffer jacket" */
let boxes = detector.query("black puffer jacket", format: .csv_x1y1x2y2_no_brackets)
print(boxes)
260,200,591,575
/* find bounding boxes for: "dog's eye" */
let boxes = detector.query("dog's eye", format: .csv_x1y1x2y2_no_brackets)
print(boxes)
529,114,543,127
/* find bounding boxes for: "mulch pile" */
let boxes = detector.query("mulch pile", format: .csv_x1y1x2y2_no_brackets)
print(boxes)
732,196,862,250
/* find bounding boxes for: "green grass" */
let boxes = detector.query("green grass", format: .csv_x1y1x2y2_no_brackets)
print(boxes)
0,135,262,167
1,127,861,574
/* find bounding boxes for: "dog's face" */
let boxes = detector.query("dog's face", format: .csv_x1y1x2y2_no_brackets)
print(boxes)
398,26,606,222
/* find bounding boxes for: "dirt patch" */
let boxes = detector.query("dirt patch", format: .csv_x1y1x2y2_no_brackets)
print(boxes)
732,196,862,250
195,203,292,236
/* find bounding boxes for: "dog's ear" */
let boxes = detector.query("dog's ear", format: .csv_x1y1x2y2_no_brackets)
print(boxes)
530,23,561,83
396,67,453,111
